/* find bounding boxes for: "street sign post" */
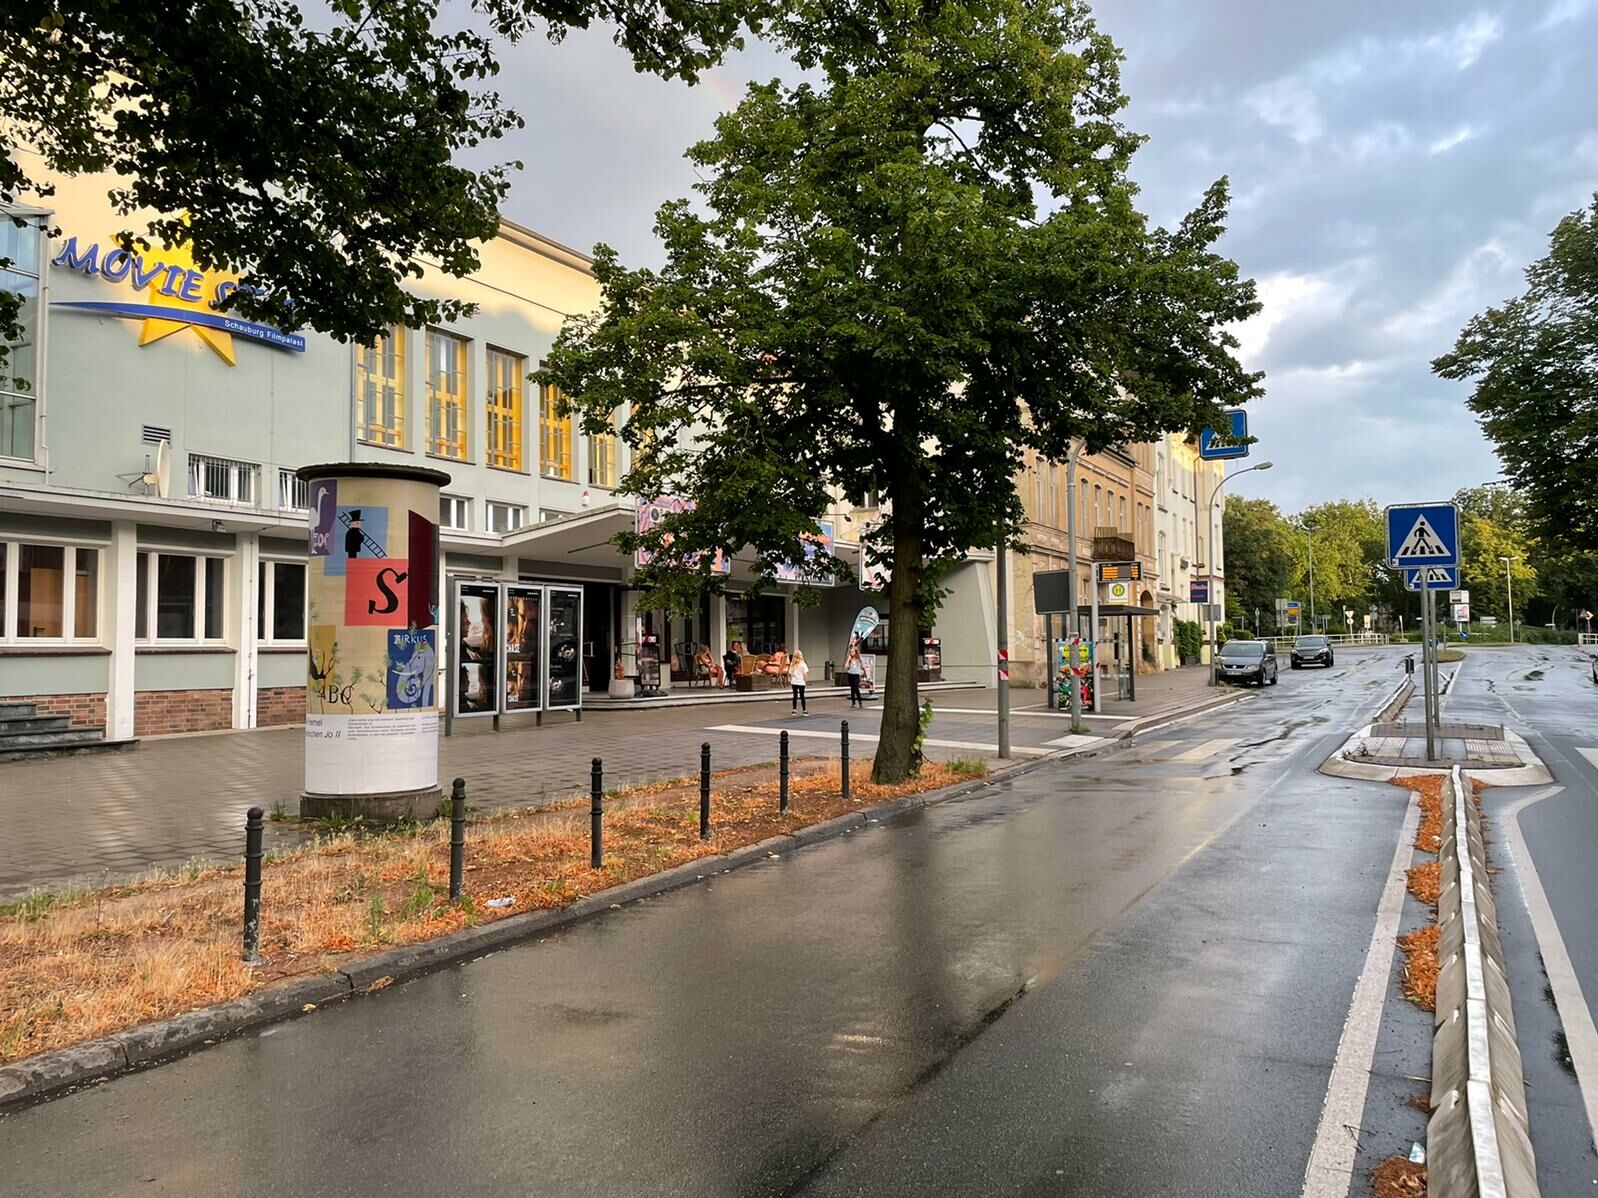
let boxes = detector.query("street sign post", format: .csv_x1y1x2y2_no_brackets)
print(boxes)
1198,409,1249,461
1388,501,1459,764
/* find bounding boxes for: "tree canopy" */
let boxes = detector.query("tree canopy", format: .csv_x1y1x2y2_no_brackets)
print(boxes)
540,0,1262,781
1434,193,1598,551
0,0,770,360
1222,496,1295,630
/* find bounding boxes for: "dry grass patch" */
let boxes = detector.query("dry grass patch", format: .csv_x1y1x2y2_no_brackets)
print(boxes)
1371,1157,1426,1196
1,757,972,1065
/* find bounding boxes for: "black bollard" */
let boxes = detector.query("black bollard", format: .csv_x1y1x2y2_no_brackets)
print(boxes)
841,720,851,799
779,731,790,814
700,742,712,841
242,806,265,965
590,757,604,870
449,777,467,901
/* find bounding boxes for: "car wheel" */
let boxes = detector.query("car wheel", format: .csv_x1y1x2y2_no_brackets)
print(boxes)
1291,661,1301,669
1269,670,1279,685
1326,657,1334,667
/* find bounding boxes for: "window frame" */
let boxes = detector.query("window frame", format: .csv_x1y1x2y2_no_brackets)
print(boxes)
425,327,470,461
1,212,46,465
135,549,229,645
0,538,103,644
258,557,308,646
439,494,470,532
355,324,408,449
587,412,619,489
539,378,574,481
188,453,260,505
485,346,526,472
486,501,528,534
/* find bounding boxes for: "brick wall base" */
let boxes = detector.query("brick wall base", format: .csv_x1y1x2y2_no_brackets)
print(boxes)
5,692,107,728
257,686,306,727
135,689,234,736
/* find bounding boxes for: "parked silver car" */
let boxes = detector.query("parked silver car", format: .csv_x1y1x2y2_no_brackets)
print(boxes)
1216,639,1279,686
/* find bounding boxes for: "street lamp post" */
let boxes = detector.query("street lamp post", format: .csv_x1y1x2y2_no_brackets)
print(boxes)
1207,460,1274,681
1295,522,1319,632
1500,554,1518,644
1064,440,1084,733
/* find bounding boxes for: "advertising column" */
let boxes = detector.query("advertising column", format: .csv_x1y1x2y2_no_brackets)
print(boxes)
298,463,449,820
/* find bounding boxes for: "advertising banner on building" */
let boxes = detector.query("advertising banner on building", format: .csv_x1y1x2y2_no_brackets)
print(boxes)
503,584,543,712
453,581,501,717
774,520,837,585
300,464,447,802
635,496,731,573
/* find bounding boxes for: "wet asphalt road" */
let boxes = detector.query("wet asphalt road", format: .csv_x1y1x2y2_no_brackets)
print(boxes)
0,649,1415,1197
1442,645,1598,1190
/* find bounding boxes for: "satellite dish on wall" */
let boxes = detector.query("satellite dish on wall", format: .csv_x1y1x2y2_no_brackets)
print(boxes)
142,440,171,498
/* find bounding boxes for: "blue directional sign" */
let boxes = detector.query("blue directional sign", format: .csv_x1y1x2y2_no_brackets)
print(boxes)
1386,502,1459,569
1199,409,1250,461
1404,566,1458,592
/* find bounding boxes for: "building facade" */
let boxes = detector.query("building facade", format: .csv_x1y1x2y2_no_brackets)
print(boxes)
1152,433,1227,668
1,171,987,739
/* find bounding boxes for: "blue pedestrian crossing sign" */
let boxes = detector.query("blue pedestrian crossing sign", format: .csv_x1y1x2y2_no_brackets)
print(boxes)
1199,409,1250,461
1404,566,1457,591
1386,502,1459,568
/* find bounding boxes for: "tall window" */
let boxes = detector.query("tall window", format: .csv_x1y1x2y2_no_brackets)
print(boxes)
540,381,573,480
2,542,99,641
356,325,406,447
486,501,528,534
485,348,525,471
1118,495,1127,531
257,560,307,643
1,217,41,461
426,329,469,460
588,415,618,488
439,495,469,531
136,551,225,642
1093,485,1102,530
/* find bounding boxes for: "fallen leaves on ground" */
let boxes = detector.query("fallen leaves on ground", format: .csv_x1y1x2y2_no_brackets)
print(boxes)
1392,774,1444,852
1371,1157,1426,1196
1398,924,1440,1011
1406,861,1441,907
0,756,976,1065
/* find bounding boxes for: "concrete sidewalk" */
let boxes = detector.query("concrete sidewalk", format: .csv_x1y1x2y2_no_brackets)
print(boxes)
0,665,1236,900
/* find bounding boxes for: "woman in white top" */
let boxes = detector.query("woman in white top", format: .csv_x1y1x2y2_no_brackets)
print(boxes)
787,650,811,713
843,643,865,708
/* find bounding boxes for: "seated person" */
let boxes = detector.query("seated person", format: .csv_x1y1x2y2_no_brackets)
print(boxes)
722,641,743,685
695,646,724,686
762,644,789,675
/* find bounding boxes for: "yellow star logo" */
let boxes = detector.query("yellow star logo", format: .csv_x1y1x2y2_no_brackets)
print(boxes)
135,235,237,366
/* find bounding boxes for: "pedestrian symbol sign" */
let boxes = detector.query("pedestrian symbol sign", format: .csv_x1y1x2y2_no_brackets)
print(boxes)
1386,502,1459,569
1404,566,1457,592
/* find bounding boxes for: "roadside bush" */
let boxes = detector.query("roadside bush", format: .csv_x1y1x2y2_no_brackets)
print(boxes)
1175,619,1203,664
1216,621,1236,645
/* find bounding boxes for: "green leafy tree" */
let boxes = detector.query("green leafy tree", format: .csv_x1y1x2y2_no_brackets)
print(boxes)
540,0,1262,781
1292,500,1386,626
1222,496,1294,632
1453,486,1538,620
1434,194,1598,550
0,0,770,360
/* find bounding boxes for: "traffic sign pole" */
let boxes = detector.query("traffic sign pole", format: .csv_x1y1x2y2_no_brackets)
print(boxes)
1423,586,1437,763
996,540,1010,761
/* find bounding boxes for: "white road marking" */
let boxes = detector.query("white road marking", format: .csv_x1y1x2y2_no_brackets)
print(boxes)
706,724,1056,758
1167,737,1241,763
1501,784,1598,1147
934,707,1133,721
1578,748,1598,773
1299,791,1421,1198
1041,734,1101,750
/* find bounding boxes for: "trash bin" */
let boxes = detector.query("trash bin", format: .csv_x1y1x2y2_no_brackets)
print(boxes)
824,659,835,682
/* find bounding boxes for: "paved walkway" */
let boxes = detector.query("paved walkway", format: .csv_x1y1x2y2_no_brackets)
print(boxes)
0,665,1229,900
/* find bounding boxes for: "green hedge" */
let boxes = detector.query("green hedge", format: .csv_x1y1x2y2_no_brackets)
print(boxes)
1175,619,1203,663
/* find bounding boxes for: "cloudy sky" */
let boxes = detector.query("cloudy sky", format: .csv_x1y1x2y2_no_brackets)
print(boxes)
485,1,1598,515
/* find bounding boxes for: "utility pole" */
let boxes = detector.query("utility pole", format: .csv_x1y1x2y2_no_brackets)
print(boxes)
1208,459,1274,681
996,538,1010,759
1065,442,1084,733
1501,554,1518,644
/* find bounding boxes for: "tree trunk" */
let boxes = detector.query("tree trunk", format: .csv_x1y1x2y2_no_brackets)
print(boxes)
873,520,923,784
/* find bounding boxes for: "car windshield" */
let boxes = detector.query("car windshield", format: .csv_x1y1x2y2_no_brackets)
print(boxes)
1221,642,1265,659
1295,636,1328,648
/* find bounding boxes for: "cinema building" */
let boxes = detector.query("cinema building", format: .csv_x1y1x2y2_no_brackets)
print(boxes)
0,174,993,742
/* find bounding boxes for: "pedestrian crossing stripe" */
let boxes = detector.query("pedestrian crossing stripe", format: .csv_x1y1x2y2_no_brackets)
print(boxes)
1394,514,1449,559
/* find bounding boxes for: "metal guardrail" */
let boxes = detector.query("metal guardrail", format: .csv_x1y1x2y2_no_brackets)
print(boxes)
1428,764,1540,1198
1248,633,1392,652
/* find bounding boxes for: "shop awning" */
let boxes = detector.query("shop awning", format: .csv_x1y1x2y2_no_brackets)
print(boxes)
1075,604,1160,617
498,503,637,570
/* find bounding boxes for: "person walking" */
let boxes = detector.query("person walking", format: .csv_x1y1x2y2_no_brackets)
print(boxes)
843,642,864,708
788,650,810,714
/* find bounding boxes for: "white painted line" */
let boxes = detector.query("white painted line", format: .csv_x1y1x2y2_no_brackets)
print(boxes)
931,707,1133,721
1042,734,1101,750
1299,790,1422,1198
1168,737,1241,763
1578,748,1598,772
1501,784,1598,1148
705,724,1056,758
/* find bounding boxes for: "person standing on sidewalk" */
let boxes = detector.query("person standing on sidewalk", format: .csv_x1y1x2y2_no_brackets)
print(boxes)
843,642,864,708
788,650,811,714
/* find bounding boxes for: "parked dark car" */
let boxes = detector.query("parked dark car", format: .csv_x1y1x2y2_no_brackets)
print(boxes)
1291,635,1334,669
1216,639,1278,686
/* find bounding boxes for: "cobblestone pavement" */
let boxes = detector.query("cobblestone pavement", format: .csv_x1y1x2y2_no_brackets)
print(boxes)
0,665,1234,899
